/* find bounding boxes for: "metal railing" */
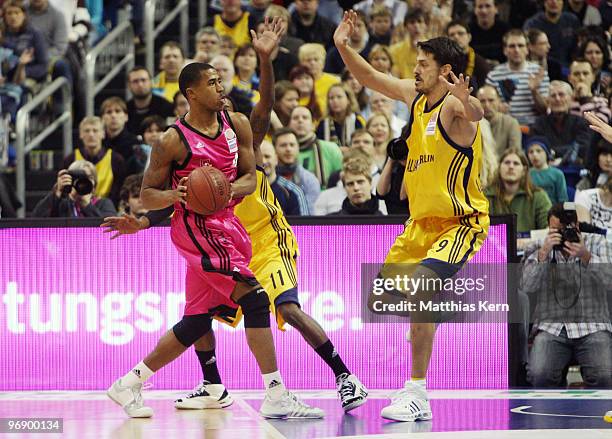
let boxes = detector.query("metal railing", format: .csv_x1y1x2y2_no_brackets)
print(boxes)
198,0,208,29
15,78,72,218
84,20,135,117
144,0,189,76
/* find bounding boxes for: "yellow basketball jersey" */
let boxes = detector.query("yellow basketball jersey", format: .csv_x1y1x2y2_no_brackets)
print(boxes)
403,93,489,220
214,12,251,48
75,148,113,199
235,167,293,237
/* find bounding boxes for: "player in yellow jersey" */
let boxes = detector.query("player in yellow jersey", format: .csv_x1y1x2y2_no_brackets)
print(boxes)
334,10,490,422
102,17,368,415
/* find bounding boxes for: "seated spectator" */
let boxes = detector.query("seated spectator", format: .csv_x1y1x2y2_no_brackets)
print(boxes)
521,203,612,389
126,66,175,133
366,112,393,170
316,84,366,147
233,43,260,94
368,44,395,76
342,69,368,113
355,0,406,28
173,90,189,119
298,43,340,115
118,173,147,217
264,4,304,56
246,0,271,24
477,85,522,154
568,59,611,126
446,20,491,90
367,4,393,46
0,28,31,122
153,41,185,103
325,130,383,188
290,0,336,49
218,34,237,59
469,0,510,64
32,159,117,217
260,139,309,215
272,81,299,129
485,148,552,235
526,137,568,204
289,106,343,188
64,116,126,206
485,29,549,126
575,178,612,229
389,9,426,80
273,127,320,212
330,157,384,215
576,36,611,97
408,0,452,39
364,91,405,138
253,18,298,82
101,97,139,164
289,65,322,122
129,115,166,175
211,54,254,116
213,0,255,48
566,0,603,27
193,27,221,63
576,140,612,191
3,1,48,85
325,10,372,75
526,28,562,82
523,0,579,67
530,81,592,168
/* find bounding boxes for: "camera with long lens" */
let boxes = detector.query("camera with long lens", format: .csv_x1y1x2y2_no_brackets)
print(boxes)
61,170,93,196
554,203,580,251
387,137,408,161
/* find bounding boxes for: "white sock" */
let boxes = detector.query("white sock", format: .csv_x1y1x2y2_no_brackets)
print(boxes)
121,361,154,387
262,371,286,399
410,377,427,390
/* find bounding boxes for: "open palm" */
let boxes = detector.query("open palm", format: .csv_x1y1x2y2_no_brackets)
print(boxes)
334,10,356,46
440,71,472,102
250,16,283,58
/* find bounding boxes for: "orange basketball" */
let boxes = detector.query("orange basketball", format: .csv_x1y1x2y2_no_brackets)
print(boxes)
186,166,231,215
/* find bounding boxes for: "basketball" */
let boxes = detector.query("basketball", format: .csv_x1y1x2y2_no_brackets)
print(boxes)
186,166,231,215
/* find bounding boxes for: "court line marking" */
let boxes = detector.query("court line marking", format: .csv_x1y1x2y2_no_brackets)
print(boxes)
233,397,287,439
511,405,603,418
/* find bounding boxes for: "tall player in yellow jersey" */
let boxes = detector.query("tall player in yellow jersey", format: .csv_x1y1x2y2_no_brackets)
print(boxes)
102,17,368,415
334,11,489,422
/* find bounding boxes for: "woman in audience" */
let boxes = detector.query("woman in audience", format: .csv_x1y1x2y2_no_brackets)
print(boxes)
272,80,299,128
316,84,366,147
289,64,322,122
575,178,612,229
577,37,611,97
297,43,340,114
341,69,368,113
576,140,612,190
366,112,393,170
0,25,32,122
233,43,259,93
2,1,48,86
485,148,552,236
367,44,396,76
129,115,166,175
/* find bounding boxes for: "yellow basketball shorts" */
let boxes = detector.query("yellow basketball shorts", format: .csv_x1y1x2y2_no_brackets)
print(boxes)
383,213,489,280
218,224,300,330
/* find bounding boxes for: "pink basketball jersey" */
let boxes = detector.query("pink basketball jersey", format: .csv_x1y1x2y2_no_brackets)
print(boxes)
170,111,240,213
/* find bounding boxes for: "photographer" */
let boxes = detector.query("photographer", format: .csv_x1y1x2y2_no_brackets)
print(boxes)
32,160,117,218
521,203,612,388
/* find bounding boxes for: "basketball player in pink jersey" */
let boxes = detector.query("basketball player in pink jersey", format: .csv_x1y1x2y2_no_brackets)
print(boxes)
107,61,323,419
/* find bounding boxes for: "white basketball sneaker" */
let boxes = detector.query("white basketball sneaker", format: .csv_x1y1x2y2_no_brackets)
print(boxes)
260,391,325,419
336,373,368,412
107,379,153,418
380,381,432,422
174,380,234,409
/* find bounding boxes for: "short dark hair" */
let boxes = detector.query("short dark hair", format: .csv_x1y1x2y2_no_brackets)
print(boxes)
417,37,466,77
548,203,578,225
128,65,151,79
272,127,298,146
139,115,166,136
178,62,215,100
445,20,469,35
120,173,144,203
404,9,424,25
159,40,185,59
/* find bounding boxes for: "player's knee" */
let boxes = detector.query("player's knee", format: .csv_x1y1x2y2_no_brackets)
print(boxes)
172,313,212,347
237,288,271,328
277,302,302,327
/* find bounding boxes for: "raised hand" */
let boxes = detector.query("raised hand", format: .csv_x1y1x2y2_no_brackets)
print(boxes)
584,111,612,143
334,10,356,47
440,71,472,102
250,16,284,59
101,213,147,239
528,66,545,91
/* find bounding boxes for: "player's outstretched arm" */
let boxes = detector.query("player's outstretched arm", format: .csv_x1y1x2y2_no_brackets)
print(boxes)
584,111,612,143
101,206,175,239
250,16,283,155
230,111,257,198
440,72,484,122
141,128,188,210
334,10,415,104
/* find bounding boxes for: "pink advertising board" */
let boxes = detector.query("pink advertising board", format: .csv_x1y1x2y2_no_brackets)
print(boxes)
0,223,508,390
